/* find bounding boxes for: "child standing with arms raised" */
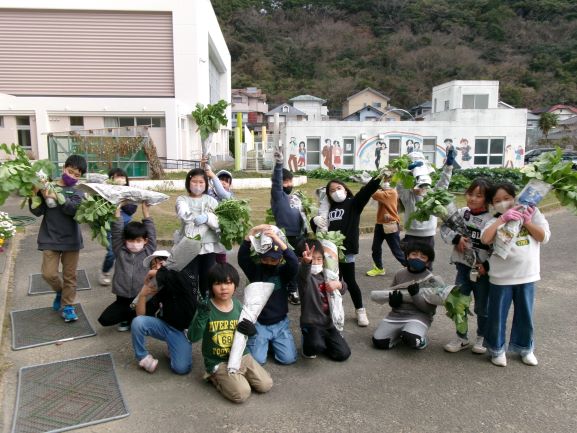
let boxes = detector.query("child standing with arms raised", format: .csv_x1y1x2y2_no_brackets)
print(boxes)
441,178,493,354
481,181,550,367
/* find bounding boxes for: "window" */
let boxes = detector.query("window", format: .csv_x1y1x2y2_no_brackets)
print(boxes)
0,116,4,127
422,138,437,163
474,138,504,166
282,105,289,113
306,137,321,166
104,117,165,128
463,94,489,109
119,117,134,127
232,96,243,104
444,100,450,111
433,98,437,113
16,116,32,148
70,116,83,127
373,102,381,108
342,138,355,166
388,138,401,161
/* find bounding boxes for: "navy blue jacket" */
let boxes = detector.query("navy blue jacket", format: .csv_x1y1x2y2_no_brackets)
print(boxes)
271,162,304,236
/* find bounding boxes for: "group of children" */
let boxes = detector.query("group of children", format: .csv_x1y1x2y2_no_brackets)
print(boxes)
28,150,549,404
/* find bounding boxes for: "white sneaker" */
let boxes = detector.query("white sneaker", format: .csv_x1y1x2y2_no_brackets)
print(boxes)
522,352,538,366
444,337,470,353
472,336,487,354
138,354,158,373
356,308,369,327
491,353,507,367
99,272,112,286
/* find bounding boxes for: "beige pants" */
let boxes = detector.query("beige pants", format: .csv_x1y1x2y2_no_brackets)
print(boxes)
41,250,80,307
210,354,273,403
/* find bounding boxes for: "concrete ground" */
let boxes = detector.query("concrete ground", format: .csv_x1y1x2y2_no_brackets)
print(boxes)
1,196,577,433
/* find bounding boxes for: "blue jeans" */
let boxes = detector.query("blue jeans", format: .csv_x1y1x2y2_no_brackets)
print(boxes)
102,232,115,273
131,315,192,374
455,263,489,339
247,317,297,365
484,282,535,357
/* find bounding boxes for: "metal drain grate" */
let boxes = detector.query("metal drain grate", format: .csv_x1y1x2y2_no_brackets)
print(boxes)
28,270,91,295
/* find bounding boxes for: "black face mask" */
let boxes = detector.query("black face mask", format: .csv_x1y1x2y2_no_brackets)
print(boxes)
261,264,278,275
283,186,293,195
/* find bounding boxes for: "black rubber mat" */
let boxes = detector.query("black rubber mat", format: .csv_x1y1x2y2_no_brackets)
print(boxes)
11,353,129,433
28,269,91,295
10,304,96,350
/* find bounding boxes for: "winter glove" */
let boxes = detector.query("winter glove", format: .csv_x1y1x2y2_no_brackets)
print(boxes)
274,150,284,164
313,216,328,230
408,161,423,170
194,214,208,225
445,147,456,166
523,206,536,224
236,318,257,337
389,290,403,309
501,207,523,223
407,282,420,296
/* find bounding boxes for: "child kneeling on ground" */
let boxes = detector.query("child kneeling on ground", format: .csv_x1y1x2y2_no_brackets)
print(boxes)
188,263,273,403
372,241,437,350
298,239,351,361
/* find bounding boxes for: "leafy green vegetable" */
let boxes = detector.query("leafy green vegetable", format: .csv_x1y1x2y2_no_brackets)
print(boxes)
382,155,415,189
316,230,346,261
521,147,577,214
74,195,117,247
444,286,472,335
406,189,455,227
0,143,56,207
214,198,253,250
264,208,276,225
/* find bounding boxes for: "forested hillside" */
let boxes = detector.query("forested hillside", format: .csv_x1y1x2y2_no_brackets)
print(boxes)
211,0,577,113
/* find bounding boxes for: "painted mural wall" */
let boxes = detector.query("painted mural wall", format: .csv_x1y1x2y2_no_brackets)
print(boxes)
283,116,527,172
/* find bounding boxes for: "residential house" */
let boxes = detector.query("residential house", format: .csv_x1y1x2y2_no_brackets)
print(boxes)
342,88,391,118
231,87,268,135
409,101,432,119
266,103,308,131
532,104,577,122
289,95,328,121
0,0,231,171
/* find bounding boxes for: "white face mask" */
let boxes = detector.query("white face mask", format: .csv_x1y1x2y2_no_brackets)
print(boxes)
126,240,145,253
310,264,323,275
494,200,514,214
331,189,347,203
113,177,127,185
190,186,204,196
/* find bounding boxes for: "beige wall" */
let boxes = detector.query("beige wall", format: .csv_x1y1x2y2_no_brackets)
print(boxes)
343,93,389,117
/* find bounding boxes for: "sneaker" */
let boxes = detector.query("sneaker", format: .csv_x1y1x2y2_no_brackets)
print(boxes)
139,354,158,373
117,321,130,332
417,337,428,350
522,352,538,366
61,305,78,322
472,336,487,354
366,266,386,277
491,353,507,367
52,292,62,311
99,272,112,286
288,292,300,305
444,337,471,353
302,352,317,359
356,308,369,327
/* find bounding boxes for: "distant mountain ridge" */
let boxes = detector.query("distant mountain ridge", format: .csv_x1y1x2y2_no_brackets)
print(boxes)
211,0,577,112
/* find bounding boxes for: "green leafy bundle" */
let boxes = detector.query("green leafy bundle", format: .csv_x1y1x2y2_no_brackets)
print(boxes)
315,230,346,261
264,208,276,225
0,143,56,207
383,155,415,189
191,100,229,141
406,189,455,226
521,147,577,214
214,199,253,250
74,195,117,248
444,286,472,335
294,190,317,218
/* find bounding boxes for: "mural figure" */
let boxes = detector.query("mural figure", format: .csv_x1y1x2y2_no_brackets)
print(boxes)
297,141,306,168
322,138,334,170
333,140,342,167
406,139,415,154
504,144,514,168
457,138,472,161
515,145,524,167
443,138,461,169
374,141,385,169
287,137,299,172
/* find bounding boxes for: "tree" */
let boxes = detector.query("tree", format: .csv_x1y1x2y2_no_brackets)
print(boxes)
538,112,559,143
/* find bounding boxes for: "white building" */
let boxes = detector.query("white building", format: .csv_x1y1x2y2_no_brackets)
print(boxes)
282,80,528,171
0,0,231,168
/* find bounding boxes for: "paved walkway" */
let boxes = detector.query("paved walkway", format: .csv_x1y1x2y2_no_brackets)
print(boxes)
1,196,577,433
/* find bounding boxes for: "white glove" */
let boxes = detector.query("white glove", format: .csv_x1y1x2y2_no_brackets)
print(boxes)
313,216,328,230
